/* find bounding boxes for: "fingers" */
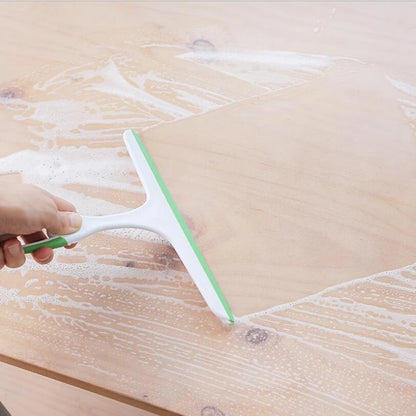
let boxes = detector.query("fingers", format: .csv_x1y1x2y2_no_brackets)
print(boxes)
48,195,81,236
0,218,80,270
0,233,17,244
43,194,81,239
0,233,53,269
2,238,25,268
47,211,82,235
64,243,77,249
22,231,54,264
49,194,77,213
0,190,81,270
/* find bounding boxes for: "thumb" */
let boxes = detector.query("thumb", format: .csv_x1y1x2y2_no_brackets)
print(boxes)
47,211,82,235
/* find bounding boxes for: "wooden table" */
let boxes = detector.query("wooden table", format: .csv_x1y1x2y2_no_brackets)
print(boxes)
1,3,415,415
0,361,150,416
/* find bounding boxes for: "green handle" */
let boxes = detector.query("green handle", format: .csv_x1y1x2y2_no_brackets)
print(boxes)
23,236,69,254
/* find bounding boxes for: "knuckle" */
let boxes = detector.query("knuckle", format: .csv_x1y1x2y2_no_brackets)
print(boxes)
41,210,58,230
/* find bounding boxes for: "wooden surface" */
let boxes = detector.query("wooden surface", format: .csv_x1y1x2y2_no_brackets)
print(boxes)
0,3,415,415
0,361,152,416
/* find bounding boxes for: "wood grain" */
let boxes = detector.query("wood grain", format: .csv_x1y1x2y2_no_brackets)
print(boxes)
0,361,153,416
0,3,415,415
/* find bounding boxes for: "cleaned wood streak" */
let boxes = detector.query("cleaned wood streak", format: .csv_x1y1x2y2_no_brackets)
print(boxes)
0,3,415,415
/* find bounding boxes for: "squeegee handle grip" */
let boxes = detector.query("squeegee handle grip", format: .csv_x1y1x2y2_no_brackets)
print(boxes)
23,236,70,254
19,206,154,254
19,214,93,254
0,232,72,254
0,214,105,254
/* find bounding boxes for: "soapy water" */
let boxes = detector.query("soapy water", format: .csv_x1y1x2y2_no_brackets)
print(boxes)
386,76,416,133
0,47,341,147
0,44,415,373
177,49,336,90
0,46,342,239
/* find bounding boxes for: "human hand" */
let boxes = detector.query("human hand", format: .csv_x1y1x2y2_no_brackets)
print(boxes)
0,183,82,269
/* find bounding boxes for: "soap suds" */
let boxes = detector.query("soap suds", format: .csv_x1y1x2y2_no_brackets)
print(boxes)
24,279,39,288
0,47,354,237
1,47,414,384
386,75,416,133
177,49,337,90
386,76,416,97
237,263,416,381
177,50,334,74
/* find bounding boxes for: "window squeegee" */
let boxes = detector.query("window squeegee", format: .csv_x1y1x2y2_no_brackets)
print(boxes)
21,130,234,323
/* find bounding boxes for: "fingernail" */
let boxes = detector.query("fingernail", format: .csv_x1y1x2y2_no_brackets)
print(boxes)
38,252,52,262
69,213,82,230
8,243,21,256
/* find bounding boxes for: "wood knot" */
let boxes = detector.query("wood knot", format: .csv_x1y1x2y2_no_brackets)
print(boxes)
182,213,204,240
182,213,195,232
69,75,83,82
245,328,268,344
191,39,216,53
0,87,24,99
201,406,225,416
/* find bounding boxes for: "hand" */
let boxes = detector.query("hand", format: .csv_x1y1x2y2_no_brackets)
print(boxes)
0,183,82,269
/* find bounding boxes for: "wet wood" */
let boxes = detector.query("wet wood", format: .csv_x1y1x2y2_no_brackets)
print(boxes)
0,3,415,415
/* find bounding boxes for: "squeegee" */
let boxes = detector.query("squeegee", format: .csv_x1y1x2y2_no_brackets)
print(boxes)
16,130,234,323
